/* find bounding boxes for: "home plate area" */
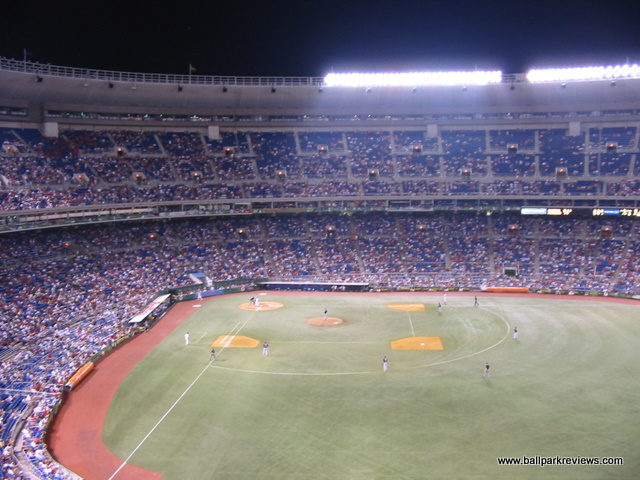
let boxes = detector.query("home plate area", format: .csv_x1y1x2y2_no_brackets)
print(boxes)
307,317,344,326
391,336,444,350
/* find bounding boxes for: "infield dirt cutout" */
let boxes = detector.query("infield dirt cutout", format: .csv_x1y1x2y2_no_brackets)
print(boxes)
388,303,426,311
212,335,260,348
238,301,284,311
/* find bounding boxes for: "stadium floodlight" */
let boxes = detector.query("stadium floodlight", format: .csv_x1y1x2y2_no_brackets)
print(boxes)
323,70,502,87
527,64,640,83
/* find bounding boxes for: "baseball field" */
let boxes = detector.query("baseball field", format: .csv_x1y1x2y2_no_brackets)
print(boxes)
49,291,640,479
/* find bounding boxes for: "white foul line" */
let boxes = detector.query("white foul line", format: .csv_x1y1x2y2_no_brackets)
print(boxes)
407,311,416,337
215,308,259,357
107,363,211,480
108,308,259,479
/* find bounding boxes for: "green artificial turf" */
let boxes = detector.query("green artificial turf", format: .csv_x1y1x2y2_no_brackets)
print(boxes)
103,293,640,479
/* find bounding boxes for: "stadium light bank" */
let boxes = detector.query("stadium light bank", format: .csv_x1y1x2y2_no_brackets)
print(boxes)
323,64,640,87
323,71,502,87
527,64,640,82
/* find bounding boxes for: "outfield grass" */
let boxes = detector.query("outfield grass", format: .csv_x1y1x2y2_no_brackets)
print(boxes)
103,292,640,479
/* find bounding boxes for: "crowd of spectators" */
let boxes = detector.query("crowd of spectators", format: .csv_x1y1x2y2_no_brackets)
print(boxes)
2,121,640,479
4,176,640,213
299,131,345,153
490,154,535,177
589,127,637,150
489,129,535,151
392,130,438,154
0,211,638,477
2,127,640,214
346,131,394,177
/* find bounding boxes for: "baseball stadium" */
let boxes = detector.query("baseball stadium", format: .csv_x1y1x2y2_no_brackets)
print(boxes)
1,58,640,480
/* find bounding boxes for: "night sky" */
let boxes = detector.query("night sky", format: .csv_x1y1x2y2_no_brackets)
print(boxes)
1,1,639,77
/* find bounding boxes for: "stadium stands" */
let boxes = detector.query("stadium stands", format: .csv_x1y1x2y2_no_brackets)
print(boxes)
2,126,640,214
3,60,640,479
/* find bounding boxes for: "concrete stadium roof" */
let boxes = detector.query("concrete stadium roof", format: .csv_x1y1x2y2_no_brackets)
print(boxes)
3,58,640,124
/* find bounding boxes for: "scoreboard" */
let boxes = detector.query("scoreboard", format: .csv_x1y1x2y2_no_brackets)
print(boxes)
521,207,640,217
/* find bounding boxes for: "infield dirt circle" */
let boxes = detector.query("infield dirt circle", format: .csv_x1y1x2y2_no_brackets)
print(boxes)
238,301,283,311
307,316,344,326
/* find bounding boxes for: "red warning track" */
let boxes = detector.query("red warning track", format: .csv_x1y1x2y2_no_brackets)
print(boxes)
47,301,201,480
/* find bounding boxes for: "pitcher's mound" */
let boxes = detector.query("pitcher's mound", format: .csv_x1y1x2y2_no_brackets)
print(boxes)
308,317,344,326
